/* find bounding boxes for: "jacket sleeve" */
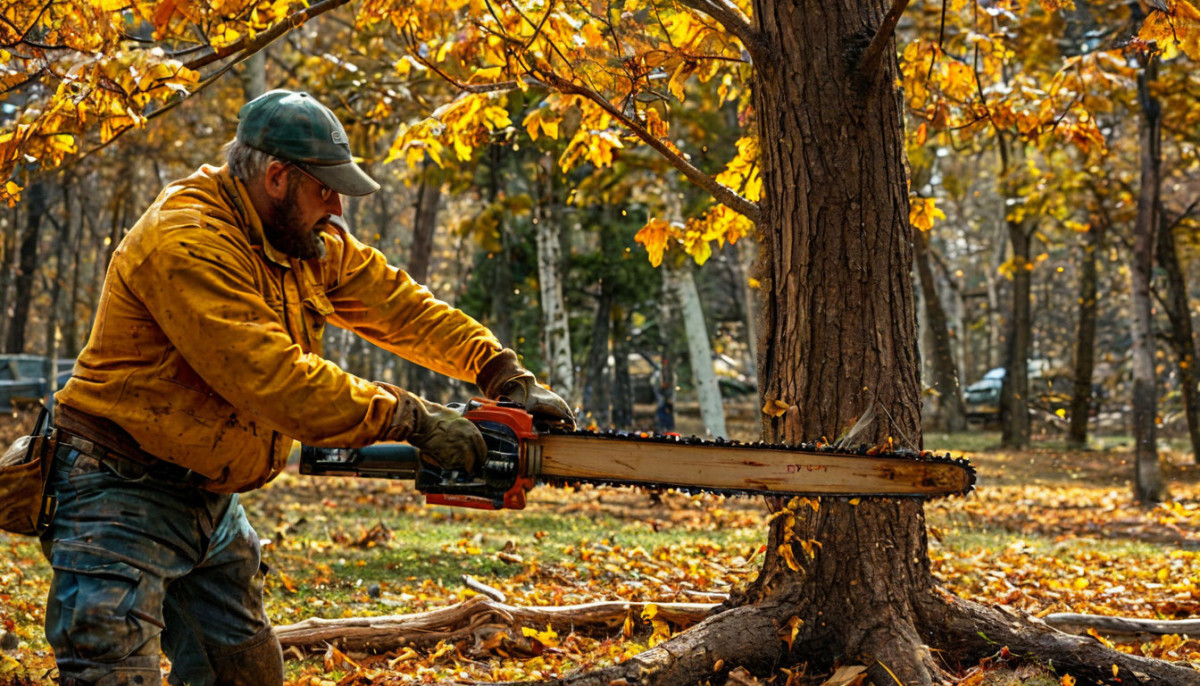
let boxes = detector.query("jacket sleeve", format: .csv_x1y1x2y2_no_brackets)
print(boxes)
319,224,505,383
124,224,397,448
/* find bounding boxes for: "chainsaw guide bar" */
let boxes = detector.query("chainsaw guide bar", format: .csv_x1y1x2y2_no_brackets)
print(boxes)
533,428,977,500
300,399,975,510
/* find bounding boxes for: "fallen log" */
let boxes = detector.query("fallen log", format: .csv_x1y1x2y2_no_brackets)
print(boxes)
273,594,719,653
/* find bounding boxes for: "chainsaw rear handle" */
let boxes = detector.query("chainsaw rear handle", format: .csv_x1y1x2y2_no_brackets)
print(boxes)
299,398,540,510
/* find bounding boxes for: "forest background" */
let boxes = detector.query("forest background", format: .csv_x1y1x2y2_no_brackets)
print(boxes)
2,0,1200,684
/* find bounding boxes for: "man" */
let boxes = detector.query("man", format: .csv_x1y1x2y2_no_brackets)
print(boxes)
43,89,573,686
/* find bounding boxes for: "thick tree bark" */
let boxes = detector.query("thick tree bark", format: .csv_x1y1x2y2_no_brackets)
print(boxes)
914,228,967,432
747,0,937,682
6,180,47,354
1130,61,1164,503
1068,208,1105,447
1157,214,1200,464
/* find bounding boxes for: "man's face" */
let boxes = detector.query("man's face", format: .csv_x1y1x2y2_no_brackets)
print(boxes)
261,167,341,260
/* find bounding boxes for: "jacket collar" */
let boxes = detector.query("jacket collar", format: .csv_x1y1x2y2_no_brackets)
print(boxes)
216,165,292,269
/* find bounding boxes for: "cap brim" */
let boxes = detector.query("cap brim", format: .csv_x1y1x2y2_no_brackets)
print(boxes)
304,161,380,197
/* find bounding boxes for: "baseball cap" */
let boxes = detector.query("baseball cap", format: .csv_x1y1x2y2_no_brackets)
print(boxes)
236,90,380,197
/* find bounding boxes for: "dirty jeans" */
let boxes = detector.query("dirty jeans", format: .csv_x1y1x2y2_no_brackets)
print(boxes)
39,444,274,685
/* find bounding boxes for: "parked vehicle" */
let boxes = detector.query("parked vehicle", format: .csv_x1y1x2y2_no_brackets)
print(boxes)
0,355,74,411
964,362,1099,428
964,367,1005,427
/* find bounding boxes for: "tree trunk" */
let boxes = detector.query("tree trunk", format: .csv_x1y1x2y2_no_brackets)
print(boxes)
582,283,613,427
665,259,726,438
525,3,1200,685
488,146,514,346
535,153,575,401
0,201,18,348
1131,60,1164,502
408,161,441,284
999,136,1032,449
44,183,72,402
749,1,930,680
402,161,441,396
1068,210,1105,448
611,305,633,429
1156,210,1200,463
914,228,967,432
6,180,47,354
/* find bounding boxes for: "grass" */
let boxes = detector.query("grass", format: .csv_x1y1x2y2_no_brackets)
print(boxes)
2,411,1198,685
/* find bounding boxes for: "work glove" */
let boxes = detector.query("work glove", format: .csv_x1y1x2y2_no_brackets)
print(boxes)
476,349,576,429
375,382,487,473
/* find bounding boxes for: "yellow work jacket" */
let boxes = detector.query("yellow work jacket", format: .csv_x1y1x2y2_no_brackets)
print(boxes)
57,165,504,492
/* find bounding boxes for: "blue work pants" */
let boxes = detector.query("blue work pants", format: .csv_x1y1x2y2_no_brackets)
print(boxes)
39,444,278,685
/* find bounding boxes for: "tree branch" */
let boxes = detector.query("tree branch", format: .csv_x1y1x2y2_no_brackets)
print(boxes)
674,0,766,64
539,71,761,223
857,0,911,83
185,0,354,70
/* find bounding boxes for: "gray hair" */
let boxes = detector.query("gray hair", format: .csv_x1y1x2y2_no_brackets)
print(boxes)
223,138,280,182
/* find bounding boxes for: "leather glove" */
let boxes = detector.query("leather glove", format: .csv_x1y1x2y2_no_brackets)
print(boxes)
375,382,487,473
476,349,576,429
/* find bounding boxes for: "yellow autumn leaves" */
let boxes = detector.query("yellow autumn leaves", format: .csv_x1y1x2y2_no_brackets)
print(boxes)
633,136,760,266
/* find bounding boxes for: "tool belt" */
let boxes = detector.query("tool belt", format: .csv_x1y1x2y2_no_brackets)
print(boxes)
55,404,210,487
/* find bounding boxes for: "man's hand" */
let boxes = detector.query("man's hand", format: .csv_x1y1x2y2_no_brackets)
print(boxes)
375,383,486,473
476,349,576,429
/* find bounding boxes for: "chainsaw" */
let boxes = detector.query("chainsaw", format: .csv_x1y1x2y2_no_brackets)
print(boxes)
299,398,975,510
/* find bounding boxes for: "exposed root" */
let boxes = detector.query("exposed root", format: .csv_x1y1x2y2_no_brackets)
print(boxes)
1042,613,1200,639
922,592,1200,685
859,622,938,686
517,603,788,686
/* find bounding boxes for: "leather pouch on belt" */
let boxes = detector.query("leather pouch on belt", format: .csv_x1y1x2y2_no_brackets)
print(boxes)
0,407,57,536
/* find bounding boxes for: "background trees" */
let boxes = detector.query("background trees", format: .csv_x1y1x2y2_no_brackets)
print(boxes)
3,0,1200,682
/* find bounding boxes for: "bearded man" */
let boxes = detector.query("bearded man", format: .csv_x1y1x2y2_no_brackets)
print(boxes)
42,90,573,686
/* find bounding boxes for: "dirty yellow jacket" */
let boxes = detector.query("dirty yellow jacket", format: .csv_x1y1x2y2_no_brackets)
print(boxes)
57,165,505,493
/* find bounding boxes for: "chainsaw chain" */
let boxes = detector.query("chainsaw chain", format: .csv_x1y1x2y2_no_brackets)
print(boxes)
536,427,977,500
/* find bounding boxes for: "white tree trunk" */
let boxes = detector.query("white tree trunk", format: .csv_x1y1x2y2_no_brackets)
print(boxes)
535,155,574,401
664,260,727,438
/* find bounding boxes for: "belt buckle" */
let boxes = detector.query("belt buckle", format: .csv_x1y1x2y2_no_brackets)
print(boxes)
109,456,149,482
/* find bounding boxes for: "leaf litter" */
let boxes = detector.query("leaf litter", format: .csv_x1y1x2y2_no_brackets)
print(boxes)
0,428,1198,684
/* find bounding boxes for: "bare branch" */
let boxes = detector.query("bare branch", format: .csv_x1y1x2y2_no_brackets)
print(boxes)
857,0,910,83
674,0,765,64
540,70,761,223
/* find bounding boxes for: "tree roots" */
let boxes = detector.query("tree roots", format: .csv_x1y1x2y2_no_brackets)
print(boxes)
274,590,1200,686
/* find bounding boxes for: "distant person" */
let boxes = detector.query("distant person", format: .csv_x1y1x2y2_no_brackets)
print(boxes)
42,89,573,685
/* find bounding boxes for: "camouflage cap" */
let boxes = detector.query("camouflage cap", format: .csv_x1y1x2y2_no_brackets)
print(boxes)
236,90,380,197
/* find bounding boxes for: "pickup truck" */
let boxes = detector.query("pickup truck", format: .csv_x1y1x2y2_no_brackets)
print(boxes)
0,355,74,411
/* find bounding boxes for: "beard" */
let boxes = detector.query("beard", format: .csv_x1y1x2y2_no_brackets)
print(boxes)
261,177,328,261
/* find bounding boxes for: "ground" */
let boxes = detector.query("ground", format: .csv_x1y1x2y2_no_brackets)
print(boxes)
0,407,1198,685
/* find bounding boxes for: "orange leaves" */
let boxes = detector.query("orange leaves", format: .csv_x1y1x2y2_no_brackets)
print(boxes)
763,399,791,418
908,196,946,232
1139,0,1200,60
634,218,673,268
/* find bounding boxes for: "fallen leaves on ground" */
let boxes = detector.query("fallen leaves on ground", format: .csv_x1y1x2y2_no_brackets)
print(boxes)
2,424,1199,684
